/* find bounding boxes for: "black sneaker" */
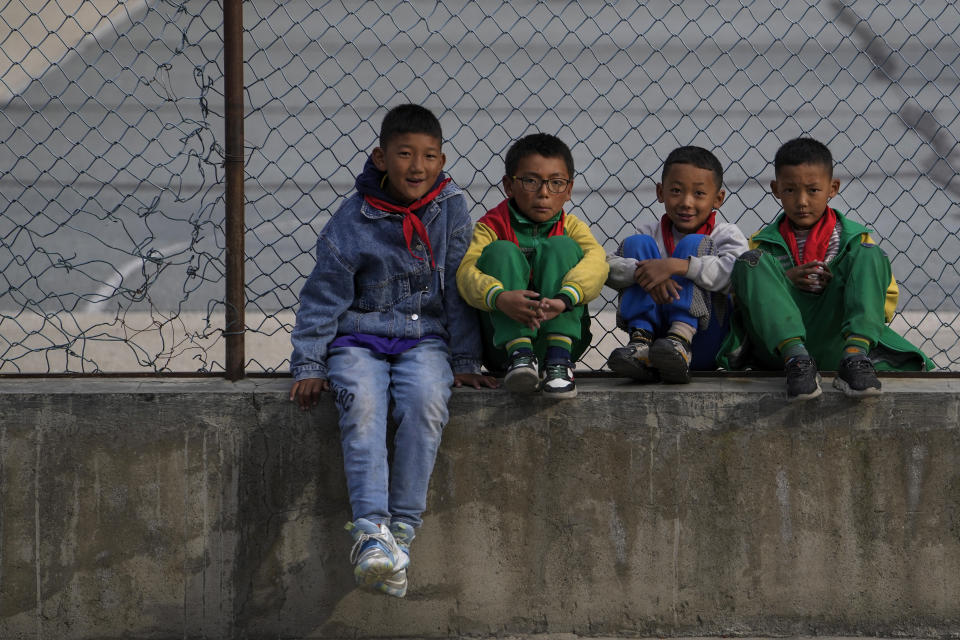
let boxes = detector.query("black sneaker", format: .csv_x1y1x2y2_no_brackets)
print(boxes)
607,330,657,382
542,361,577,399
785,356,822,402
833,354,882,397
504,351,539,393
650,334,692,384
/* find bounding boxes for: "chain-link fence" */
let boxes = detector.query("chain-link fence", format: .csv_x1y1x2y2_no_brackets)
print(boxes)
1,0,958,374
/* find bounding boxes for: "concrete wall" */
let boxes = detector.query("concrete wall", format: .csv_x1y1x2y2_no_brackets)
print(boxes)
0,376,958,639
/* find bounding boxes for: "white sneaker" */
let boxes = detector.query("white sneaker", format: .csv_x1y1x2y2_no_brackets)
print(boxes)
345,518,407,588
542,361,576,399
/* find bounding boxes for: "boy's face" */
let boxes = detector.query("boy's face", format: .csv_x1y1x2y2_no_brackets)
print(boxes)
503,153,573,223
770,162,840,229
655,163,725,234
371,132,446,204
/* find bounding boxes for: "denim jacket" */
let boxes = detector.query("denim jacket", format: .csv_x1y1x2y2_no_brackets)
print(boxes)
290,180,483,380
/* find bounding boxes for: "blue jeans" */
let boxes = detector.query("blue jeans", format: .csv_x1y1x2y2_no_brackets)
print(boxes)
326,338,453,529
619,233,729,370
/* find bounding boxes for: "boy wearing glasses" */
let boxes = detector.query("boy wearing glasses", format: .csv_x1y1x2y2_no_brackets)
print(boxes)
456,133,608,398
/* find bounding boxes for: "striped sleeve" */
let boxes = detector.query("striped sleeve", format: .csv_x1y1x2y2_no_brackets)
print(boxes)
559,213,609,304
455,221,504,311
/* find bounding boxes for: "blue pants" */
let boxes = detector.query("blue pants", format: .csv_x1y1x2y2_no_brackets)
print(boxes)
618,234,729,371
326,338,453,529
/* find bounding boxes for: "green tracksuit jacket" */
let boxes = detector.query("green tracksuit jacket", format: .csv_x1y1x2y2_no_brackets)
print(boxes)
716,210,933,372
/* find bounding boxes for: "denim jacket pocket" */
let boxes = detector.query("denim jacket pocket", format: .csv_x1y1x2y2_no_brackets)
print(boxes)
357,273,412,311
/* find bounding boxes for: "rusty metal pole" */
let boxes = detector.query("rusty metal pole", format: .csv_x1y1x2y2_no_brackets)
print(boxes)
224,0,245,379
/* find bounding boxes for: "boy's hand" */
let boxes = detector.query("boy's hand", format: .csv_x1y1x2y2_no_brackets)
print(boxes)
651,279,682,304
496,289,545,329
290,377,329,410
454,373,500,389
538,297,567,323
787,261,832,293
634,257,688,292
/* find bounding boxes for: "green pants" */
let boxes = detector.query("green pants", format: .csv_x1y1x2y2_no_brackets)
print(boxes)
720,242,931,371
476,237,590,372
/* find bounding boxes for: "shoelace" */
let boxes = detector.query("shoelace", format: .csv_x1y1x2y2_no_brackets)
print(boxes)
510,354,537,368
786,357,815,375
545,363,573,377
665,333,692,352
844,357,874,371
349,528,394,564
391,528,413,553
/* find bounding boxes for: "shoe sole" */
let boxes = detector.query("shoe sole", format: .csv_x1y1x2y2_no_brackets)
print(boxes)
504,368,539,393
354,559,398,587
542,386,577,399
649,341,691,384
832,376,882,398
372,569,408,598
354,546,408,587
787,374,822,402
606,353,658,382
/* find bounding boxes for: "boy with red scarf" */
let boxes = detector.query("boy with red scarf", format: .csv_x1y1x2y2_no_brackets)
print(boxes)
606,146,749,383
456,133,608,399
717,137,932,401
290,104,496,597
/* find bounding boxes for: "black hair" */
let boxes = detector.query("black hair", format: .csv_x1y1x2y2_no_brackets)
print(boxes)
504,133,574,178
379,104,442,149
774,137,833,178
661,146,723,189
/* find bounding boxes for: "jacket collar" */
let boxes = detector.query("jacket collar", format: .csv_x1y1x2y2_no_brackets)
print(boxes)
754,208,871,249
508,199,563,227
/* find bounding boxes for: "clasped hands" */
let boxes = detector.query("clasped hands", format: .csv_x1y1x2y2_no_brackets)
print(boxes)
633,257,687,304
786,260,832,293
495,289,567,330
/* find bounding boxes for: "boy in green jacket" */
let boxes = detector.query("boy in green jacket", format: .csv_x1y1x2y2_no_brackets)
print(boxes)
717,137,932,401
456,133,608,399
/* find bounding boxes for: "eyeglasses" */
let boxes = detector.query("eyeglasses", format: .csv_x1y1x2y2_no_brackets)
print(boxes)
511,175,571,194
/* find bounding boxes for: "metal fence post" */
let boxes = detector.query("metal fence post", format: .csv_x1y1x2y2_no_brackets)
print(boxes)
224,0,245,380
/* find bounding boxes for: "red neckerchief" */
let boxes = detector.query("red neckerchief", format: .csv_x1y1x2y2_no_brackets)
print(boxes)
477,199,565,246
363,177,451,268
778,206,837,265
660,210,716,255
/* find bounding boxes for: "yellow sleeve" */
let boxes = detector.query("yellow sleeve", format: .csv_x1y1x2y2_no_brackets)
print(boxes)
455,222,504,311
559,214,610,305
748,229,762,250
862,232,898,322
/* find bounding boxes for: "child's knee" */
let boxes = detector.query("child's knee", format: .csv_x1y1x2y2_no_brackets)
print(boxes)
850,239,892,269
620,234,659,260
543,234,579,253
480,239,522,261
674,233,715,258
477,240,526,276
397,385,450,426
732,248,776,275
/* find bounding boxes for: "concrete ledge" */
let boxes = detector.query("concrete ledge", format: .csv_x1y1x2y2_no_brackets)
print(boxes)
1,376,959,639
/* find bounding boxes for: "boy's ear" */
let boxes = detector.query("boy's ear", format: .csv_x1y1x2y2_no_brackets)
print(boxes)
655,182,665,203
829,178,840,198
371,147,387,171
769,180,780,198
502,174,514,197
714,188,726,209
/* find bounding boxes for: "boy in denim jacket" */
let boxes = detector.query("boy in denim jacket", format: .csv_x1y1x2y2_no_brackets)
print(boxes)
290,104,496,597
